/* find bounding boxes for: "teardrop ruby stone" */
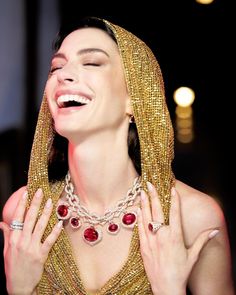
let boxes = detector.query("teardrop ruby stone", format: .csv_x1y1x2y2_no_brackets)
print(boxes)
84,227,99,242
57,204,68,218
122,213,136,225
108,223,119,232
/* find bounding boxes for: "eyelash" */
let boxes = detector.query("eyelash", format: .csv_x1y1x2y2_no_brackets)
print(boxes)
50,62,101,73
83,63,101,67
50,67,62,73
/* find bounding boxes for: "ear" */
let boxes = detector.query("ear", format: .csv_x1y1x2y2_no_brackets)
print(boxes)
125,97,133,116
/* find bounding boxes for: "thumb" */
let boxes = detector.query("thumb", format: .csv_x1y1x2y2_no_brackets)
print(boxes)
188,228,220,266
0,221,10,254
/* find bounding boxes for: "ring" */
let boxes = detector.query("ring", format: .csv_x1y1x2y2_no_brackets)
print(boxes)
148,221,164,233
10,220,24,231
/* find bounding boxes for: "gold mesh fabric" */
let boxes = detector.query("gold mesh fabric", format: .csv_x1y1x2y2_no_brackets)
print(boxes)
26,18,175,294
104,20,175,223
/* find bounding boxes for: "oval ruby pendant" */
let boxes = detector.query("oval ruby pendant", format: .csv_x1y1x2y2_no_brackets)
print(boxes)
56,203,71,220
83,226,102,246
107,223,120,235
122,212,137,228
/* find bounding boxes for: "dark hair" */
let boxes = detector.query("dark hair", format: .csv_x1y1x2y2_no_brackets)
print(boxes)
48,16,141,181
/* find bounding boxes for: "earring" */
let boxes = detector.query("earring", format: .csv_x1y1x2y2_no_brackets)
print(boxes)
129,115,135,124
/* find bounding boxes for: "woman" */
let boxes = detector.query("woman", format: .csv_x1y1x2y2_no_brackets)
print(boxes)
0,17,234,294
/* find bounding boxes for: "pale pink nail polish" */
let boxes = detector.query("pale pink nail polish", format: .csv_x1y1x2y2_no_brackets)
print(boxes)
36,188,43,198
45,198,52,208
146,181,153,192
209,229,219,239
22,191,28,200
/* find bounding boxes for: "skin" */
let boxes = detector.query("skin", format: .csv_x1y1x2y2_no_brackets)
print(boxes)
0,27,234,295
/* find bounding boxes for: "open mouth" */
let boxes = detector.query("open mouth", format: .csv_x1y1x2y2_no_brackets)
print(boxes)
57,94,91,108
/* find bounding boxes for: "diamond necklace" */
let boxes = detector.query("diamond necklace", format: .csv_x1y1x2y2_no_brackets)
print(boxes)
56,172,141,246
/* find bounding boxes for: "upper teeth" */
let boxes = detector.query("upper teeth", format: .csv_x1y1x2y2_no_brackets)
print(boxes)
57,95,90,107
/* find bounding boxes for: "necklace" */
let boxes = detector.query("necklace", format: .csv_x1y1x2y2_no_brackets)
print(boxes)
56,172,141,246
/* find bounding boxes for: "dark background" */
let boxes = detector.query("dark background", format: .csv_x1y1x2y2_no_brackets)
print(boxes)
0,0,235,293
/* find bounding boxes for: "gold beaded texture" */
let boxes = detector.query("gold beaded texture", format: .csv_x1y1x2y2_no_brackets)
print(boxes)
27,18,175,295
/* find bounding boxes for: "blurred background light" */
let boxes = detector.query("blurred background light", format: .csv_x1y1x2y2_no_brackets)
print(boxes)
174,87,195,107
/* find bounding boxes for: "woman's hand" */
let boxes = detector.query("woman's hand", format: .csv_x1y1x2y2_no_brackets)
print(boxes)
137,182,219,295
0,188,63,295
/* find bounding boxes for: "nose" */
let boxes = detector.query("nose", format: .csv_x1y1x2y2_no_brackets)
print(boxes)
57,64,78,84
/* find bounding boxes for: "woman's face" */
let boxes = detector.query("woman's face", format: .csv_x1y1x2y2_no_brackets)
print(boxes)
46,27,131,141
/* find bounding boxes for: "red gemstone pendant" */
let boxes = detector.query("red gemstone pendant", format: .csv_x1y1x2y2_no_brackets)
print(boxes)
70,217,81,229
83,226,102,246
122,212,137,228
107,223,120,235
56,202,71,220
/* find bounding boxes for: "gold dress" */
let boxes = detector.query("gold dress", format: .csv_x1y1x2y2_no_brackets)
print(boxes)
26,18,175,295
39,211,152,294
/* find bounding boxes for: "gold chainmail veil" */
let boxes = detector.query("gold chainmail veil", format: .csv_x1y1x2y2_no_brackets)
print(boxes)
26,19,175,294
104,20,175,223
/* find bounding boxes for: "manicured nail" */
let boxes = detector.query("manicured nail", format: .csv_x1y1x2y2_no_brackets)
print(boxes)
141,190,146,201
171,187,176,197
57,220,63,228
45,198,52,208
147,181,154,192
22,191,28,200
36,188,43,198
209,229,219,239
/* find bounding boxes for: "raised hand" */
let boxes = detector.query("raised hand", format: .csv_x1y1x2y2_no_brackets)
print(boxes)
137,182,219,295
0,189,63,295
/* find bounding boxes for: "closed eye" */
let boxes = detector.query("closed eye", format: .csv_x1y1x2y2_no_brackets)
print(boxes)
50,66,63,73
83,63,101,67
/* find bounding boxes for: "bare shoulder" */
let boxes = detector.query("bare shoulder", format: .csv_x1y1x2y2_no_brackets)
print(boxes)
2,186,26,225
175,179,227,246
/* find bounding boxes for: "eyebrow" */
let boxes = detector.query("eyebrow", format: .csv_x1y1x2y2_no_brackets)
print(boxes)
52,48,110,60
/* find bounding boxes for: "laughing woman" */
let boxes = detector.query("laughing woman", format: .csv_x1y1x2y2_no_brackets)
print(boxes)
0,17,234,295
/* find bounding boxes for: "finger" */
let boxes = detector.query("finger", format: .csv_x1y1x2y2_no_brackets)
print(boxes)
11,189,28,224
41,220,63,256
23,188,43,235
188,228,220,266
0,222,10,256
169,187,183,238
137,207,150,253
32,198,53,241
140,190,152,235
147,181,164,222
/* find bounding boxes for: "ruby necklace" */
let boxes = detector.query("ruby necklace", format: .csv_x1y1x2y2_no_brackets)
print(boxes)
56,172,141,246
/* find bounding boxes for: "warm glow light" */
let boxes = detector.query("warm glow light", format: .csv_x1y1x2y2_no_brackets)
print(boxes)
173,87,195,107
196,0,214,4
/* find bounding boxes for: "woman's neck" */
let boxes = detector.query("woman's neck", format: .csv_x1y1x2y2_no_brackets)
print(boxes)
67,132,138,215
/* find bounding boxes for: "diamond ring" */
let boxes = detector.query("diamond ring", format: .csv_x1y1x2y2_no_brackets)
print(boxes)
148,221,164,233
10,220,24,231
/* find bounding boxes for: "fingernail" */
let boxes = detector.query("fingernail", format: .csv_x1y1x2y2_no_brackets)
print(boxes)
45,198,52,208
147,181,154,192
209,229,219,239
57,220,63,228
137,207,141,215
171,187,176,197
36,188,43,198
140,190,146,201
22,191,28,200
